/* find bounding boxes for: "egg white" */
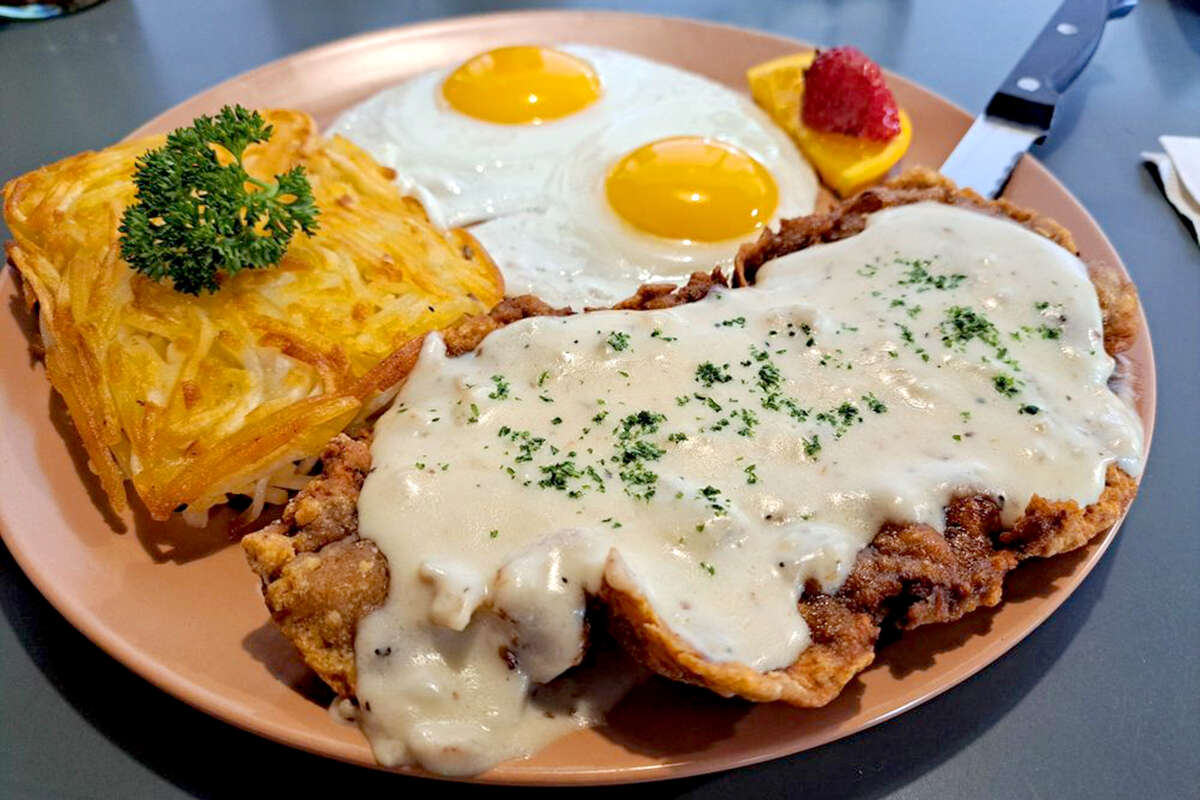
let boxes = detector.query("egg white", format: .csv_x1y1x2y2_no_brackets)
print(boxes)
330,44,818,307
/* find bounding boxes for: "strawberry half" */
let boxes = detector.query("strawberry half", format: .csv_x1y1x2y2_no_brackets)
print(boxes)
801,46,901,141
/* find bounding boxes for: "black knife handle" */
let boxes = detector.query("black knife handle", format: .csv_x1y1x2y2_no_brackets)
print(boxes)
985,0,1136,130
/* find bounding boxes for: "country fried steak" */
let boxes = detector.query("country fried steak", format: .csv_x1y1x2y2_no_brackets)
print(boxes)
242,170,1141,708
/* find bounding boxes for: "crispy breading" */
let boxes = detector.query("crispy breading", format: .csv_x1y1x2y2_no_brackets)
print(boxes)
1000,464,1139,559
241,434,383,696
244,172,1140,710
3,110,504,520
601,554,878,706
843,493,1018,629
1087,267,1141,357
607,268,729,311
443,295,572,356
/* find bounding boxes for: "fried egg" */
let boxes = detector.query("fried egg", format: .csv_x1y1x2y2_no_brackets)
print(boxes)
330,44,818,307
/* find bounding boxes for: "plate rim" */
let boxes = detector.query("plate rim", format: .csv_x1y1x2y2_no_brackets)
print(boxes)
123,8,983,140
0,8,1157,786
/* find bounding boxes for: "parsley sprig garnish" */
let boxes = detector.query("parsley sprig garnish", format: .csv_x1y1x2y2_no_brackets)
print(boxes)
118,105,319,295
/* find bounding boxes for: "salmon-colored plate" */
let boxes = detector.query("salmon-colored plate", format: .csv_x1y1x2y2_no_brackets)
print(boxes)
0,10,1156,786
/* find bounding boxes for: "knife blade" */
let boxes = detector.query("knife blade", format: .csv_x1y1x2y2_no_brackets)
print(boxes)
940,0,1137,198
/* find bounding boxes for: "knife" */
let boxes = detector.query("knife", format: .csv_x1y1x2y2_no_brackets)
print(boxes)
940,0,1137,198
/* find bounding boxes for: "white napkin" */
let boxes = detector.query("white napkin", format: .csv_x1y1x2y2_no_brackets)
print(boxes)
1142,135,1200,245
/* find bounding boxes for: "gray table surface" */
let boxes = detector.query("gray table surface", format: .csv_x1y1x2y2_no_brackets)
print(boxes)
2,1,1197,798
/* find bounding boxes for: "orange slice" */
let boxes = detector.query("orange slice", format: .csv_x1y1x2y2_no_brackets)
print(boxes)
748,52,912,198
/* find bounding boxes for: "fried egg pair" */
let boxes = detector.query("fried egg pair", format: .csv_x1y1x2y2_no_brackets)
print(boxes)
330,44,819,307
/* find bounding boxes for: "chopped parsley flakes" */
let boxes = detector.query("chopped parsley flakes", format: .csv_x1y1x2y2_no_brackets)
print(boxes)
993,373,1021,397
697,485,728,516
862,392,887,414
606,331,631,351
896,258,966,291
940,306,999,349
488,374,510,400
803,435,822,459
695,361,733,387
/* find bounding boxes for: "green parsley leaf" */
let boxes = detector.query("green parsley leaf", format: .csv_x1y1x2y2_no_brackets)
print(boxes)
118,105,319,295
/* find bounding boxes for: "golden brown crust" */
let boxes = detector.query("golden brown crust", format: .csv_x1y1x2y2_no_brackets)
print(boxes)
1087,267,1141,357
1001,464,1138,559
245,176,1140,709
607,269,728,311
241,434,385,696
600,554,878,706
837,496,1016,629
443,295,572,356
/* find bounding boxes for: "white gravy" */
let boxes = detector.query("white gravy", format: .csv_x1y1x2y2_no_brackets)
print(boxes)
353,203,1144,775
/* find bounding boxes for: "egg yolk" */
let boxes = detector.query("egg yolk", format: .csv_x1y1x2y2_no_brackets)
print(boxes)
441,46,602,125
605,137,779,242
